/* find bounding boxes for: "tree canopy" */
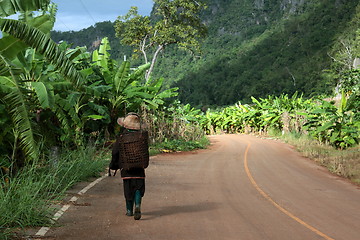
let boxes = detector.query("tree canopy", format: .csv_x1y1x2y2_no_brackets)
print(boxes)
114,0,207,81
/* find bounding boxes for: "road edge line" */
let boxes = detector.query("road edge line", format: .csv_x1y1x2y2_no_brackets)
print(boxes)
34,155,157,238
35,174,107,237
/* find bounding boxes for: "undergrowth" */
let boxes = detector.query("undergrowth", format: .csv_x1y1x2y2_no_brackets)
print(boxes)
0,145,108,239
149,136,210,154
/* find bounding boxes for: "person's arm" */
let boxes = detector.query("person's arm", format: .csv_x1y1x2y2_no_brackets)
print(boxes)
111,137,123,169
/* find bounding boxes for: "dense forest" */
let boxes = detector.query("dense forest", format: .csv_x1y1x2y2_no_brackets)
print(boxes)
51,21,132,59
51,0,360,107
157,0,360,106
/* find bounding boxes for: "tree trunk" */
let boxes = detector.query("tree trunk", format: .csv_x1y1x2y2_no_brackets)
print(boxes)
140,37,148,64
145,45,164,82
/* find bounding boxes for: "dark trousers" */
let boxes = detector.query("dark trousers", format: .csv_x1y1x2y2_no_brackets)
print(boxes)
123,178,145,201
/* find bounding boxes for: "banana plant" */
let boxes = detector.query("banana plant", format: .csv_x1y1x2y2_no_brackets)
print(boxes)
0,0,50,17
0,65,39,162
88,37,178,126
0,1,85,164
302,91,359,149
143,77,179,108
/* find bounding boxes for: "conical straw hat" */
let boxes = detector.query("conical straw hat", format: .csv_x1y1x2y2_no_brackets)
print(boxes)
117,113,141,130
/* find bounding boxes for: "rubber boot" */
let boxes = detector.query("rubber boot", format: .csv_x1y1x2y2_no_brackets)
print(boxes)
126,200,134,216
134,190,142,220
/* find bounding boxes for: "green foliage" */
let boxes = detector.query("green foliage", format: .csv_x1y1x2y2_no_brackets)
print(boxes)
141,100,205,145
0,145,107,238
150,136,209,153
302,92,359,149
338,69,360,94
48,1,360,107
0,0,50,17
0,74,39,162
0,7,62,164
0,19,83,86
114,7,152,55
114,0,207,80
51,21,131,61
0,28,180,164
152,0,360,106
197,92,359,149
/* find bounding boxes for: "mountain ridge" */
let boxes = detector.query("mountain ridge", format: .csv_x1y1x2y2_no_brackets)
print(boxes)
51,0,360,107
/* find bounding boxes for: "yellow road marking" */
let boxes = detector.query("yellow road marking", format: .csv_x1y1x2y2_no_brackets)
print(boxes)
243,143,335,240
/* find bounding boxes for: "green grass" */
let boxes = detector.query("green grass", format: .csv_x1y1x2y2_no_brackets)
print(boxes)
149,136,210,155
0,145,108,239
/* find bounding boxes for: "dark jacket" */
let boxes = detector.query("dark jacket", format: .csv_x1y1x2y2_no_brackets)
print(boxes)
111,129,146,179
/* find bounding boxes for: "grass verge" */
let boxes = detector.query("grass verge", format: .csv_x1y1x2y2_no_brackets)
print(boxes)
270,130,360,185
0,145,108,239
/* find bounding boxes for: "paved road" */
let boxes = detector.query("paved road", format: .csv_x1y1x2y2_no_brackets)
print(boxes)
38,134,360,240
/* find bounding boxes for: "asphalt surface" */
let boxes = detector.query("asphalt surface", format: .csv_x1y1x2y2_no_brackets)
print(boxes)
31,134,360,240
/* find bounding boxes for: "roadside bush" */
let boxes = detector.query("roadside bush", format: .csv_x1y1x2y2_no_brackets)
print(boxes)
150,136,210,153
141,102,205,144
198,92,359,149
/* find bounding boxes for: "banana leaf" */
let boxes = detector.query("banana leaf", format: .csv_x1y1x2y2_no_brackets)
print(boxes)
31,82,54,109
0,0,50,17
114,61,131,93
0,76,13,93
2,81,38,162
129,63,150,81
0,19,83,86
143,99,159,109
125,88,153,99
86,115,105,120
314,121,335,134
28,14,54,34
51,82,73,92
0,35,27,60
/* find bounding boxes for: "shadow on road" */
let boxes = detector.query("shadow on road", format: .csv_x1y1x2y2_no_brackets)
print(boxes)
142,201,219,220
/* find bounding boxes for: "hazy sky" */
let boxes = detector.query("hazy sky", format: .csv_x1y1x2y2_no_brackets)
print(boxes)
52,0,154,32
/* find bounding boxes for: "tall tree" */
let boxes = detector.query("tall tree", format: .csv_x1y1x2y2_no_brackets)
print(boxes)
114,0,207,81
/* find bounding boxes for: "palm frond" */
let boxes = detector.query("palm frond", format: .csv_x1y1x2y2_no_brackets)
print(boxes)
51,82,73,92
53,95,73,142
0,35,28,60
114,61,131,94
129,63,150,82
0,55,11,75
0,19,84,87
6,92,38,159
1,55,38,162
0,0,50,17
31,82,54,109
1,54,40,163
3,80,38,162
92,37,111,70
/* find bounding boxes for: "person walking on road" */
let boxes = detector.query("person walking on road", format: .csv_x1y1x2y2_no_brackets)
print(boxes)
111,112,149,220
